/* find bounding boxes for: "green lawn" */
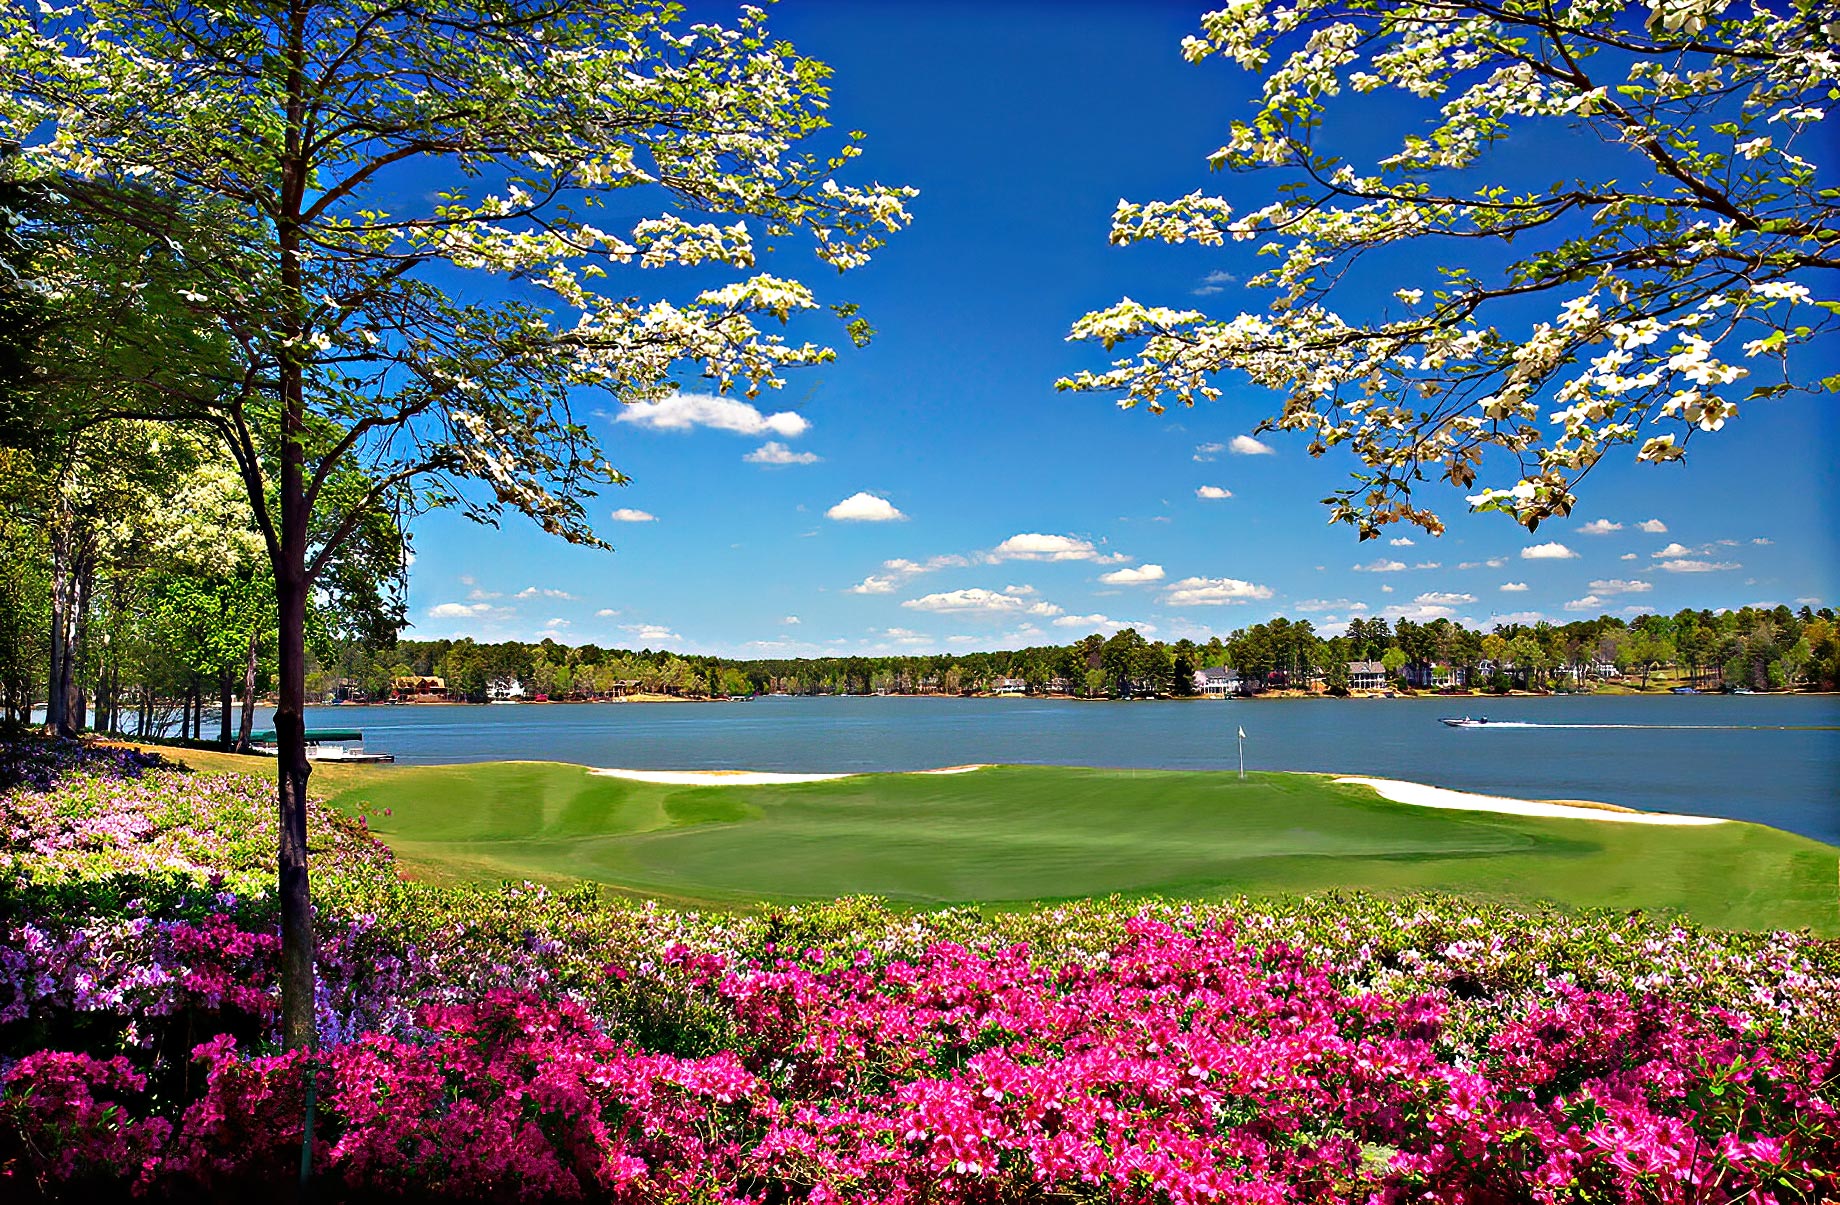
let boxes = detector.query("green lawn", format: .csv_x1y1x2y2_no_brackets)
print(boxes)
321,762,1839,932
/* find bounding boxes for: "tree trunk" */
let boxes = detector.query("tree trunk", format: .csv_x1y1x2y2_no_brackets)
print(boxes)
219,667,233,747
236,624,260,753
68,561,91,733
45,524,69,737
274,502,315,1052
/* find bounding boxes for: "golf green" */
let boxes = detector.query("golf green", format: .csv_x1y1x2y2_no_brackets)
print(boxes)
324,763,1840,932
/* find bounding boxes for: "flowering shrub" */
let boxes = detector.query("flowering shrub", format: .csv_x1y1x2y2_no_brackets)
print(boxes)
2,738,1837,1201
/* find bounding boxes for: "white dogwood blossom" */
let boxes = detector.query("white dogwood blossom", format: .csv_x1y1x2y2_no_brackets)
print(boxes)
1060,1,1837,536
0,0,914,1048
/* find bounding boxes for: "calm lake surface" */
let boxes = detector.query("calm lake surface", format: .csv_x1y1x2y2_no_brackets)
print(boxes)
280,694,1840,845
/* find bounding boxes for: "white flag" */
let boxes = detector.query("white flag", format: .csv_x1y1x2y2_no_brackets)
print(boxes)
1238,726,1246,739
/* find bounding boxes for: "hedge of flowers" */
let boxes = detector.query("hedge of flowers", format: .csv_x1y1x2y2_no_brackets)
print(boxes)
2,737,1837,1202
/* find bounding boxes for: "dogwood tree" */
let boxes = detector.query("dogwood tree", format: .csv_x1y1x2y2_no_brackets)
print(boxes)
1060,0,1837,537
2,0,913,1049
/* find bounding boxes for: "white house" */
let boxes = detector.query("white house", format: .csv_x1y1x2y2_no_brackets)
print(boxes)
1346,660,1389,691
991,677,1028,696
1194,665,1241,697
1406,663,1467,689
487,676,526,701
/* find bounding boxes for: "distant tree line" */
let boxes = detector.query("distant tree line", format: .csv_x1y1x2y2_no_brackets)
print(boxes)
309,605,1840,704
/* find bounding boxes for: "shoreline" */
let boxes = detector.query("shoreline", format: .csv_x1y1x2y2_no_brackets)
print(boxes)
300,687,1830,707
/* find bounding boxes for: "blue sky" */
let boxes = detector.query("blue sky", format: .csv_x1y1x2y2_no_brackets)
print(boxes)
404,1,1839,655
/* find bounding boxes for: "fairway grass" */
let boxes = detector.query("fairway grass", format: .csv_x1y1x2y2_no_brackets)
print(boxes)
312,762,1840,933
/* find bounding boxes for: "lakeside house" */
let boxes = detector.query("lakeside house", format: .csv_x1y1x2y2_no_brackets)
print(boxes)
1405,663,1467,690
487,677,526,702
991,677,1028,696
1558,658,1623,683
390,675,447,702
324,677,370,704
1047,676,1077,696
1346,661,1388,691
1194,666,1242,697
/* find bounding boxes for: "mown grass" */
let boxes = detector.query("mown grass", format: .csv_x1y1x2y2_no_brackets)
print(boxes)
287,760,1840,932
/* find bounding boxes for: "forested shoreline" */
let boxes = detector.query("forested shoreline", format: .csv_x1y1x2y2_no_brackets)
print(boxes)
313,604,1838,704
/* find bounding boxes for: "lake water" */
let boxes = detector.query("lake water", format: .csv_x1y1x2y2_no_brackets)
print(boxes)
275,694,1840,845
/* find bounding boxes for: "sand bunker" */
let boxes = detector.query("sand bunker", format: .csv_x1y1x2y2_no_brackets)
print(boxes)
1334,776,1727,826
590,764,992,785
589,768,857,786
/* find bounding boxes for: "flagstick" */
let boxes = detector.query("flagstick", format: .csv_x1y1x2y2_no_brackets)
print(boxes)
1238,727,1245,780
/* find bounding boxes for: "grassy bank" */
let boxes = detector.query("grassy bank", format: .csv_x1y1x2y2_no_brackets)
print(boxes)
265,759,1838,932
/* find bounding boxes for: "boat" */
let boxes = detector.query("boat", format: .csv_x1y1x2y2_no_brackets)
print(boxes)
1439,716,1493,728
1670,686,1698,695
249,728,394,763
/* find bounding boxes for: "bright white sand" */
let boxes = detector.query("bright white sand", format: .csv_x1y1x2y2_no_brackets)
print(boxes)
1334,776,1727,826
590,764,992,785
589,768,857,786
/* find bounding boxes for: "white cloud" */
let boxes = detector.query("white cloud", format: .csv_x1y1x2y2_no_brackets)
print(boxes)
878,627,933,646
1521,542,1578,560
1052,613,1151,635
1163,576,1274,606
1637,519,1669,534
1499,582,1529,592
1380,584,1394,593
542,617,570,630
428,602,495,619
1589,578,1652,594
1492,611,1547,626
1752,537,1773,546
1293,598,1368,613
827,492,906,522
1659,559,1741,573
1354,559,1408,572
1620,553,1639,561
745,441,821,466
782,615,801,625
987,533,1120,562
1228,434,1274,456
1456,559,1507,570
467,588,502,600
595,608,620,618
902,588,1062,617
1653,542,1694,558
1099,563,1166,585
1795,596,1823,606
622,623,681,644
616,390,810,438
1564,595,1605,612
516,586,576,600
1384,602,1457,621
1578,518,1623,535
609,508,656,523
846,575,898,595
1191,269,1238,296
1193,442,1226,462
1389,536,1415,546
1195,485,1233,499
1415,591,1475,605
1413,561,1442,570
